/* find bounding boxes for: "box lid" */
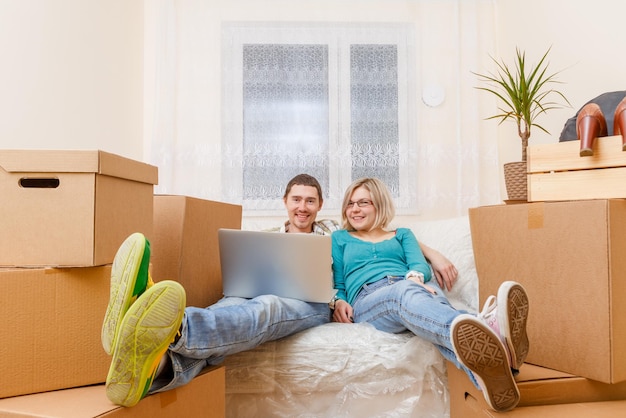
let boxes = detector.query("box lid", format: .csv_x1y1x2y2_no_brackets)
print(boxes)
449,361,626,414
516,363,574,382
0,149,158,185
0,366,224,417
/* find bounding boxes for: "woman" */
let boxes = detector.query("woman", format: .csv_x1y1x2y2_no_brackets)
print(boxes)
331,177,529,412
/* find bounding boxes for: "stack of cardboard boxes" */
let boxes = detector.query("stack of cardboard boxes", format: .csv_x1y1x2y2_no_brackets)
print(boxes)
0,150,240,417
451,138,626,416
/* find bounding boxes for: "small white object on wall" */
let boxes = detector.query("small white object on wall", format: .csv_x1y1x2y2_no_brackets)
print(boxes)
422,84,446,107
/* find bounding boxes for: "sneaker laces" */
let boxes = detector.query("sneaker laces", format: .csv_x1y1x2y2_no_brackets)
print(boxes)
478,295,515,367
478,295,501,338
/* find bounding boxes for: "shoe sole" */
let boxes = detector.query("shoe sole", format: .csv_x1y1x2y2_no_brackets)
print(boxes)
101,233,151,355
106,280,185,407
498,281,530,370
452,315,520,412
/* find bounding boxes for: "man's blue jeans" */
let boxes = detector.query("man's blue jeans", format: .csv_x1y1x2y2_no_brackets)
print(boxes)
149,295,330,393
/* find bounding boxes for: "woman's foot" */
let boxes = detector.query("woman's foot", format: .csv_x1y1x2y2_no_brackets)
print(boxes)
452,314,520,412
479,281,530,370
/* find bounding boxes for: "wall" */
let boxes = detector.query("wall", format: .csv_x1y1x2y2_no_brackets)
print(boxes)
2,0,624,215
144,0,500,229
494,0,626,168
0,0,144,161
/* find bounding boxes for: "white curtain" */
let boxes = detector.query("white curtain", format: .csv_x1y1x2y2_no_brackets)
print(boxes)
144,0,501,228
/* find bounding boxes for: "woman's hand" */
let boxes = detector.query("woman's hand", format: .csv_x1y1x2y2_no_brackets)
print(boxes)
332,299,354,323
422,247,458,292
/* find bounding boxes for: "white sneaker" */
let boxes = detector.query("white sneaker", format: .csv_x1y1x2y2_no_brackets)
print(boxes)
451,314,520,412
479,281,530,370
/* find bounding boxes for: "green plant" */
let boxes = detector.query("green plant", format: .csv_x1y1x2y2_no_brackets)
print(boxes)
473,47,570,161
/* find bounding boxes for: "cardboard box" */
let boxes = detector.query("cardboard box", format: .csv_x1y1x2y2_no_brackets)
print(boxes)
0,266,111,399
469,200,626,383
454,400,626,418
0,150,158,267
0,366,225,417
528,135,626,202
151,195,242,308
448,361,626,410
448,362,626,417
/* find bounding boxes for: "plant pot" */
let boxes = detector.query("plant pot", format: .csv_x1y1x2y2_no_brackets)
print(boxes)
503,161,528,201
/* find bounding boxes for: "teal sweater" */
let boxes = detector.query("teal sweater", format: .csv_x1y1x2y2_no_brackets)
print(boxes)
331,228,432,305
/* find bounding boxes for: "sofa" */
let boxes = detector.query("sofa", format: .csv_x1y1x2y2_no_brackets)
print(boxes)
223,216,479,418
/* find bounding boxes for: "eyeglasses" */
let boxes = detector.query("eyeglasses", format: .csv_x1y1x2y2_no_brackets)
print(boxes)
346,199,373,209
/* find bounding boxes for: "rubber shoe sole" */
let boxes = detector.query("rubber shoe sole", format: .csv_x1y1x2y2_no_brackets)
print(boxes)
106,280,185,407
452,314,520,412
497,281,530,370
101,232,152,355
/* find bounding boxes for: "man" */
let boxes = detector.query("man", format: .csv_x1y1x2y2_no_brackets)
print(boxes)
102,174,457,407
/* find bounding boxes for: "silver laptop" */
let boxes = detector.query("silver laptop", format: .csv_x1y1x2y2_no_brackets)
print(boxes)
218,229,336,303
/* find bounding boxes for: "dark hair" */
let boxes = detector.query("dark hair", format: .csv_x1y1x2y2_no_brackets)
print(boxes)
283,174,324,202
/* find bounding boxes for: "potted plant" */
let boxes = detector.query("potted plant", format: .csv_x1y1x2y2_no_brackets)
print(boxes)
473,47,570,201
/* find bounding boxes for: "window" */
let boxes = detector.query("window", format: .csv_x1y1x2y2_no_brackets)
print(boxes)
222,23,417,214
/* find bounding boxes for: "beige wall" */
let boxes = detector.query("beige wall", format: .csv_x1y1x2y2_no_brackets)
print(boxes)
1,0,624,200
494,0,626,166
0,0,144,161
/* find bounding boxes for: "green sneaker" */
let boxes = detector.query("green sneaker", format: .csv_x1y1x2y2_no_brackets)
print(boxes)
101,232,153,355
106,280,185,407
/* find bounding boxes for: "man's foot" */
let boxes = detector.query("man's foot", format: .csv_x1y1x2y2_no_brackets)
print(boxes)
102,232,153,355
106,280,186,407
479,281,530,370
452,314,520,412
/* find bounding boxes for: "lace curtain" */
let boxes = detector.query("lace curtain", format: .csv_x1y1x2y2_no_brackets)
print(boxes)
350,44,401,195
237,42,400,204
221,23,415,213
240,44,330,202
144,0,501,225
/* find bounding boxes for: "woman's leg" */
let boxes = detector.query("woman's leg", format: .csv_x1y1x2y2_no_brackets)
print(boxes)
353,278,522,412
352,279,467,366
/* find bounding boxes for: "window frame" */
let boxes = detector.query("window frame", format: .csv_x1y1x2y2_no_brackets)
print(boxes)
222,22,418,216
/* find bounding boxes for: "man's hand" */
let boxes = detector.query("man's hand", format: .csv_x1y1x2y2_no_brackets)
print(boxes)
420,243,458,292
428,250,458,291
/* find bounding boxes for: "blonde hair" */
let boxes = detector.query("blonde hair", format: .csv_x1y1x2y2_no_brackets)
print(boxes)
341,177,395,231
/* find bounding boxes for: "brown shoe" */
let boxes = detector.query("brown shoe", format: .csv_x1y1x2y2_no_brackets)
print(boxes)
452,314,520,412
577,103,607,156
614,97,626,151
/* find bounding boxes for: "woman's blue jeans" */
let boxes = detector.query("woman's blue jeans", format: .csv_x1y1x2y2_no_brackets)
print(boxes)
352,277,477,386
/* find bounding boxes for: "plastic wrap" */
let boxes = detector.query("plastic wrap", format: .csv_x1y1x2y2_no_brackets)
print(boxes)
225,216,478,417
225,322,449,417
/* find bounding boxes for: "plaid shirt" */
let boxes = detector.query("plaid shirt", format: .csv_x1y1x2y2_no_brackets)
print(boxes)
268,219,340,236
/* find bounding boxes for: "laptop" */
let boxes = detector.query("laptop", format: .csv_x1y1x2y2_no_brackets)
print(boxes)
218,228,336,303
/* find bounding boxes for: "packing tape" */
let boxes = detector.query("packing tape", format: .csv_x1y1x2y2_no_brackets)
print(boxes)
527,202,544,229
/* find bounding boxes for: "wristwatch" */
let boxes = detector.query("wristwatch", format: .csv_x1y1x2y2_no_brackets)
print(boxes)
328,295,340,310
405,270,425,284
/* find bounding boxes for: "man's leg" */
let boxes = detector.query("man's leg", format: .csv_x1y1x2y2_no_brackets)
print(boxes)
149,294,330,392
